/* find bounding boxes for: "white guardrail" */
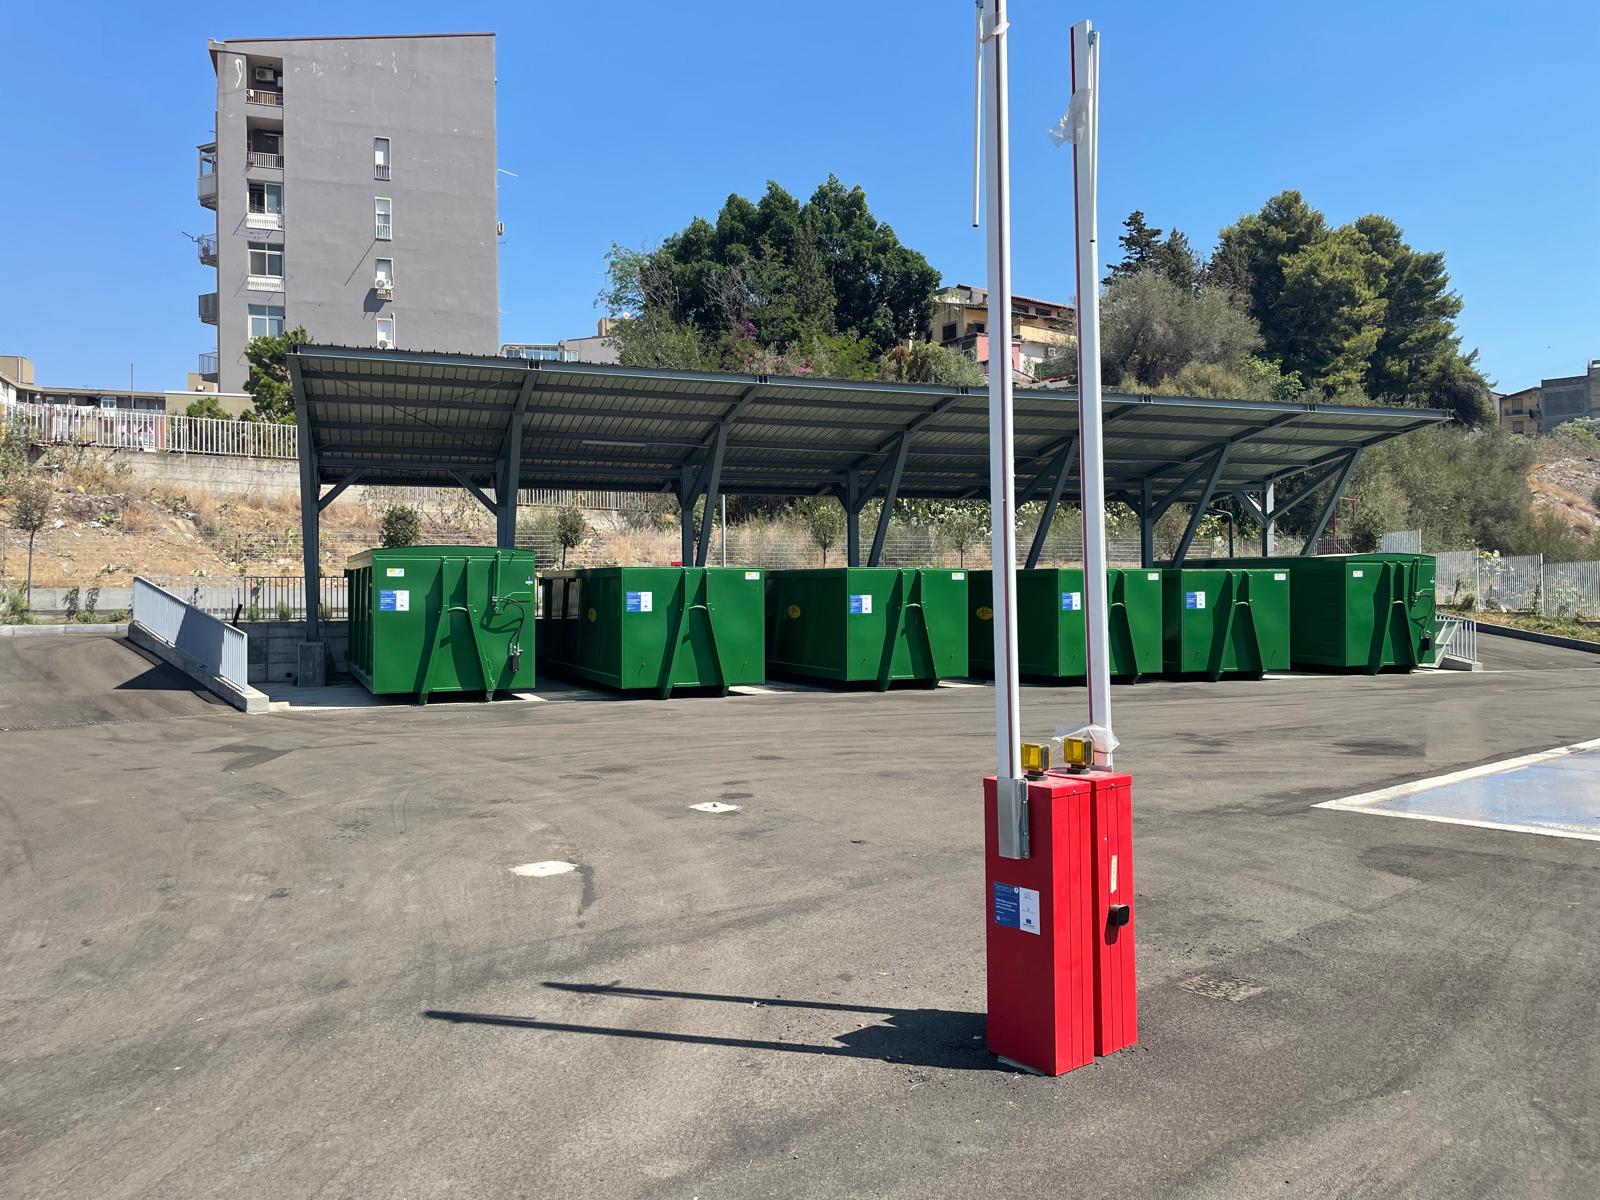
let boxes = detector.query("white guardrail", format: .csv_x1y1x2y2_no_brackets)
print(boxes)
1430,614,1477,667
132,577,254,703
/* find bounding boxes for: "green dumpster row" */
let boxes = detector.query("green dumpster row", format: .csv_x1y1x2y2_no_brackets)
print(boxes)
970,567,1290,681
344,550,1429,699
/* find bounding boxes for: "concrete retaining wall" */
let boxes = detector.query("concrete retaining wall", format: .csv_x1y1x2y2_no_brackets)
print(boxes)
116,452,299,497
246,620,349,684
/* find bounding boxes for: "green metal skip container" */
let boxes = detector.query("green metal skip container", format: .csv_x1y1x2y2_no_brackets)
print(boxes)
346,545,537,701
1190,554,1436,672
1162,567,1292,679
538,566,766,698
968,568,1164,681
766,567,969,688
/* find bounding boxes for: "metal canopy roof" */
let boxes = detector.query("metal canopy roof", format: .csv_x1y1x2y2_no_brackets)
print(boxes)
289,345,1448,505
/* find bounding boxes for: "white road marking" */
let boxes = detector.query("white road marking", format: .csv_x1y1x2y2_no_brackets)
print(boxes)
689,802,741,814
510,860,577,877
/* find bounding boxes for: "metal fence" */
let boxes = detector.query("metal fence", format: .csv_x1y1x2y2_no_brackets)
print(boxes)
1386,531,1600,622
2,399,296,457
132,577,249,687
1380,529,1423,553
150,574,349,622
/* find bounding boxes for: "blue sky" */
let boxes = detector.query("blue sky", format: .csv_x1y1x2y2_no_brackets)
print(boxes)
1,1,1595,393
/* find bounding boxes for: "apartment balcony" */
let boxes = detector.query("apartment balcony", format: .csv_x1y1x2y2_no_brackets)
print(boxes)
197,142,218,208
245,87,283,109
374,162,391,182
198,292,219,326
246,275,285,293
245,211,284,231
245,150,284,171
197,351,219,381
196,234,218,266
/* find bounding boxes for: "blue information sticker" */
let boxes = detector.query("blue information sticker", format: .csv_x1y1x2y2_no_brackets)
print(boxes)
626,592,641,612
992,882,1041,934
1185,591,1207,610
1060,591,1081,612
849,593,872,615
993,882,1021,929
379,590,397,612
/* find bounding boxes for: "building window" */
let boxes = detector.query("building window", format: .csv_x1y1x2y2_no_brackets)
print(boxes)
375,197,392,241
941,323,958,342
376,314,396,347
248,241,284,280
248,304,285,339
970,322,985,334
248,182,283,228
1512,420,1524,433
374,257,393,288
374,137,391,181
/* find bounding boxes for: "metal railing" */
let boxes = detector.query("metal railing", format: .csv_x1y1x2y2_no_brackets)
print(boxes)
133,577,250,687
375,221,392,241
374,163,391,181
246,88,283,106
198,292,219,324
197,351,219,377
196,234,218,265
2,398,296,457
1429,615,1477,666
246,151,284,169
152,575,348,622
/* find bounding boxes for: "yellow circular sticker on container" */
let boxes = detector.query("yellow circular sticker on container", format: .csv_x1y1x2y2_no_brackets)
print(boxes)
977,606,993,621
787,604,802,619
587,608,597,622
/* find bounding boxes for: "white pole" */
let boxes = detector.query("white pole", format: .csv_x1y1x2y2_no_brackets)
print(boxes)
971,2,984,228
982,0,1024,835
1070,20,1114,768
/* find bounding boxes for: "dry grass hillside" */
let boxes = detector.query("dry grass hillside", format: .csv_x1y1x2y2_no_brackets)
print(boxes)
1528,452,1600,534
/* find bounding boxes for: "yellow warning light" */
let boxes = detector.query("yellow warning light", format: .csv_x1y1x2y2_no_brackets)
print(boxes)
1057,736,1092,771
1020,741,1050,778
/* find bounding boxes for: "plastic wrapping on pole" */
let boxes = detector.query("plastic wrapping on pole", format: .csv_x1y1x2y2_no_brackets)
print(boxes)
984,769,1137,1074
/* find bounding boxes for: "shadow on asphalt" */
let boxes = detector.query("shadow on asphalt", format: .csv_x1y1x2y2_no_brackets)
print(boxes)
424,981,996,1071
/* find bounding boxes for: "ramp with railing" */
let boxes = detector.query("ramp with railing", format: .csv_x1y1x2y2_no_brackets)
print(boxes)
129,577,267,713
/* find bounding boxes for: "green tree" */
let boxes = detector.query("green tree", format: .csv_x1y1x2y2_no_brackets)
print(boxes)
876,340,986,386
242,324,309,423
1105,211,1165,283
795,496,845,565
184,395,231,420
1274,226,1386,394
938,504,988,567
555,504,588,567
379,504,421,548
602,176,941,370
1209,190,1329,336
12,475,51,608
1101,271,1263,387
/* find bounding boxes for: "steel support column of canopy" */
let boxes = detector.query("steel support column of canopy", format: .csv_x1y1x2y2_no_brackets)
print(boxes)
1301,449,1361,555
1171,445,1232,566
291,356,320,646
1025,438,1076,569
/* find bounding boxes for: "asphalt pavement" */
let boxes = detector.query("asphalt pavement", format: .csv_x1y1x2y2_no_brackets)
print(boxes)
1,634,1596,1198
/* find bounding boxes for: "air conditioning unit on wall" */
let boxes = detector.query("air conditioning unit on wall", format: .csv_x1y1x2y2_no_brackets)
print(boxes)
254,67,276,82
377,338,393,350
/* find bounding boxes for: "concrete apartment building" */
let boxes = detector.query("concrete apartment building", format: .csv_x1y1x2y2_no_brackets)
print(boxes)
928,284,1076,380
197,33,500,394
501,320,622,365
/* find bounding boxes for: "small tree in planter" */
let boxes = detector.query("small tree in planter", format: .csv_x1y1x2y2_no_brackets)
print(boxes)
13,476,52,611
555,504,588,567
379,503,422,548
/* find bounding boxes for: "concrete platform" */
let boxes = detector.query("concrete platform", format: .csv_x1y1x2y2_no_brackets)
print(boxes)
1,635,1597,1198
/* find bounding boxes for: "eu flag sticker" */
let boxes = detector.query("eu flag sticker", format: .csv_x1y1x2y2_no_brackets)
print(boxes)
992,882,1041,934
1061,591,1081,612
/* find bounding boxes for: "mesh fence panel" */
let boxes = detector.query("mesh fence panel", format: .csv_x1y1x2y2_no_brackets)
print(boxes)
1380,529,1424,553
1541,561,1600,619
1432,550,1478,605
1478,554,1542,613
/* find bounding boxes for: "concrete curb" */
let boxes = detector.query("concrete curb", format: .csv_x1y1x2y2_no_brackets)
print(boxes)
0,623,129,638
1477,621,1600,655
127,624,269,714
